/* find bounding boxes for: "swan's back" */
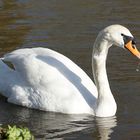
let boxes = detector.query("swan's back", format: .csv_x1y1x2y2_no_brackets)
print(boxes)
1,48,97,114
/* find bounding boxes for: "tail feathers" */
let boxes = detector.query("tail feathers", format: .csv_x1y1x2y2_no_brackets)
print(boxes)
0,59,17,98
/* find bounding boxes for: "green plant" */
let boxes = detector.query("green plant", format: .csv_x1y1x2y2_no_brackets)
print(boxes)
0,125,34,140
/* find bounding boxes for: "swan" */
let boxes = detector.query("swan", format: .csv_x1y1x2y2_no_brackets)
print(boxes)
0,25,139,117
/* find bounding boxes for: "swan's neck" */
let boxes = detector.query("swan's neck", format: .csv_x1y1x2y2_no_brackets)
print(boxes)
92,37,117,117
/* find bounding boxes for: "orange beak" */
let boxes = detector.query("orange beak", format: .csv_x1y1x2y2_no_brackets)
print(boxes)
125,40,140,59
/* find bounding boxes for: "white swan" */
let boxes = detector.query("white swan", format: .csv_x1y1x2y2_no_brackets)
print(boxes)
0,25,139,117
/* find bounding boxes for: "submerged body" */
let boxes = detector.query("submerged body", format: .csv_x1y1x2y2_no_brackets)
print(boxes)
0,25,139,117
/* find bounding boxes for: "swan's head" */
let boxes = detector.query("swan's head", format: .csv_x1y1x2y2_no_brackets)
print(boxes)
102,24,140,59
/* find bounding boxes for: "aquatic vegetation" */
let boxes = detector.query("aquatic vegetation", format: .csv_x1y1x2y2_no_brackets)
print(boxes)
0,125,34,140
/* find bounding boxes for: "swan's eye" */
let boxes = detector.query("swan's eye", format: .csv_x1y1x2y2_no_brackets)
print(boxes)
121,33,134,45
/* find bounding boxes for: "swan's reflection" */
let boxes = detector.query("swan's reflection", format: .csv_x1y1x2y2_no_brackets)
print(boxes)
0,103,93,139
21,110,117,139
0,102,117,139
95,116,117,140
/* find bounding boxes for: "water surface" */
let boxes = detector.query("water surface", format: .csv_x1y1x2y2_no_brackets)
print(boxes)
0,0,140,139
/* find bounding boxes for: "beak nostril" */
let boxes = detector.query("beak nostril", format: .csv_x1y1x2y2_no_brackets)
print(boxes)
132,45,136,49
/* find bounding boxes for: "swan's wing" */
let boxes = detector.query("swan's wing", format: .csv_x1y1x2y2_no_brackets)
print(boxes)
35,48,98,99
3,47,97,98
1,48,98,113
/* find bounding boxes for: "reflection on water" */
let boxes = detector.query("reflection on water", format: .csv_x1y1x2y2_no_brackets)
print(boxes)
95,117,117,140
0,99,117,139
0,0,140,139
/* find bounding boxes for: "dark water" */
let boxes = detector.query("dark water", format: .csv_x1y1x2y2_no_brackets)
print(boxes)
0,0,140,139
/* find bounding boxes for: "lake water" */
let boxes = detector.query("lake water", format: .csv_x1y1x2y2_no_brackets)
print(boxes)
0,0,140,139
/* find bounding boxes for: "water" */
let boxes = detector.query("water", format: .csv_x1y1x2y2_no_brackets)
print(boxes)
136,62,140,72
0,0,140,139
